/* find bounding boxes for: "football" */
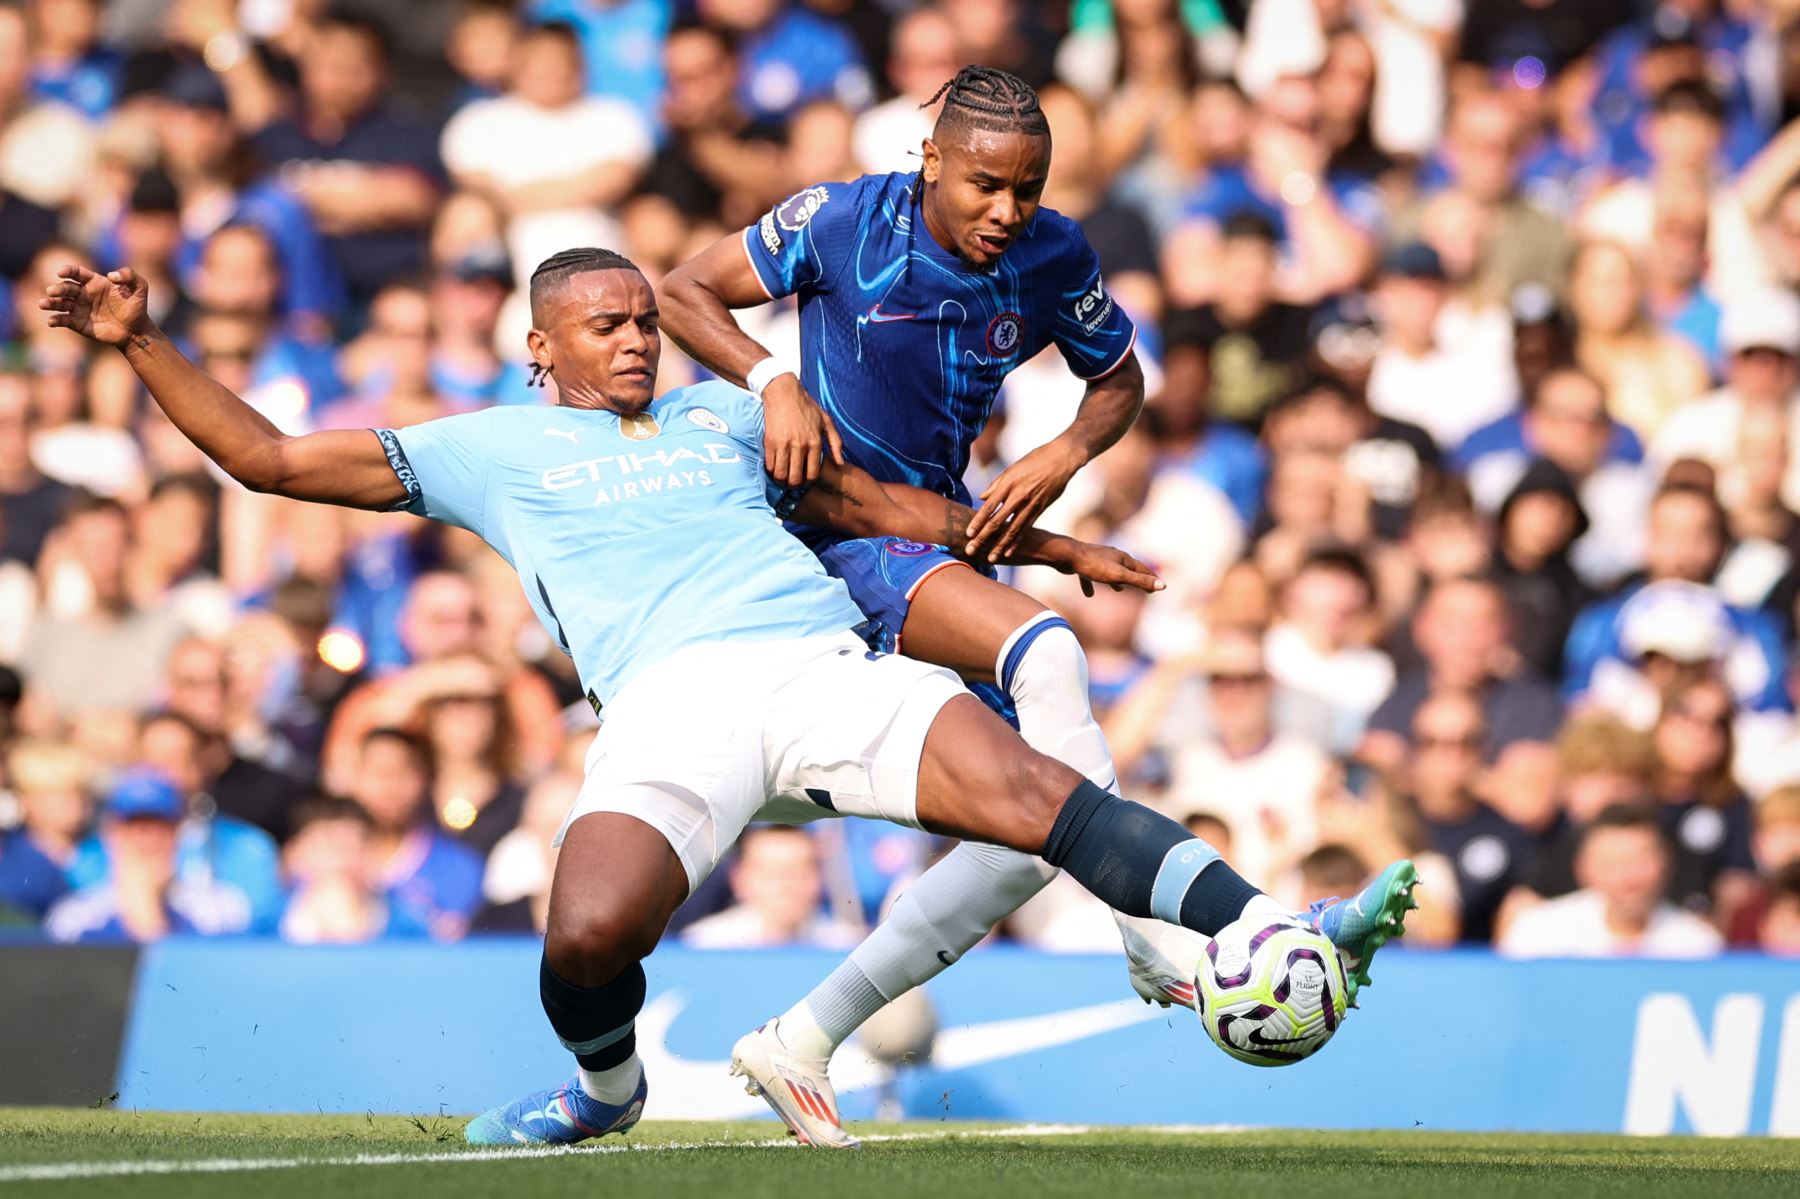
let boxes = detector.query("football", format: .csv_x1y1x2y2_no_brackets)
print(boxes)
1194,915,1350,1067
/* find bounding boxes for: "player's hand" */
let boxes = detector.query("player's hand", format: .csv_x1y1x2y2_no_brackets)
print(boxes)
965,439,1084,562
1051,538,1163,597
761,374,844,488
39,265,152,348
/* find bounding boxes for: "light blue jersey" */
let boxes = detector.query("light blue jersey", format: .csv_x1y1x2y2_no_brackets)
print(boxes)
379,381,867,709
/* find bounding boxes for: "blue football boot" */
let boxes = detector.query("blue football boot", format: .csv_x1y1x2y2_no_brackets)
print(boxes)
464,1071,647,1146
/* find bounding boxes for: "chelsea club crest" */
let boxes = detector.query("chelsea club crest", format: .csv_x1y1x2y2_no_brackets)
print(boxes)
986,311,1023,357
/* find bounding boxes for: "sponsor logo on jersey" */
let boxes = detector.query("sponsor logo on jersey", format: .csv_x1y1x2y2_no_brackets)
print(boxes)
775,186,829,232
887,540,935,556
1073,279,1114,334
619,412,660,441
686,408,729,433
986,311,1023,356
758,213,782,255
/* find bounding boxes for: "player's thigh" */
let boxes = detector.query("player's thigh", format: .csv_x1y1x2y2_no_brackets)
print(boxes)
899,560,1049,682
911,693,1085,853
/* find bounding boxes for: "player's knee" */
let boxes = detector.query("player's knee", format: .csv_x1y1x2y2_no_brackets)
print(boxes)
1003,616,1089,705
545,896,662,985
1000,748,1086,852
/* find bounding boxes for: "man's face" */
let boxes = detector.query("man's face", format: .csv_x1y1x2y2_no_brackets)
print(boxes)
732,830,823,936
402,575,481,661
662,29,734,127
159,103,234,175
19,781,89,842
1409,693,1485,801
1214,235,1276,318
1504,490,1579,560
1728,346,1799,404
921,126,1050,268
1525,371,1610,477
165,640,228,732
1283,565,1368,645
530,269,661,412
302,25,385,120
890,11,959,101
1577,824,1669,923
1649,110,1722,174
197,228,280,318
139,720,209,797
66,507,129,600
514,31,584,110
107,816,179,889
1416,582,1505,687
1447,100,1519,204
1645,492,1723,582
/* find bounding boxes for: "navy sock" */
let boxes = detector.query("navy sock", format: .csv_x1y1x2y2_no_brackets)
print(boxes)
1041,780,1262,936
539,954,646,1071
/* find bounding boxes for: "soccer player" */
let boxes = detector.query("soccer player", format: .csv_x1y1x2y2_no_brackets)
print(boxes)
43,250,1413,1148
659,67,1393,1146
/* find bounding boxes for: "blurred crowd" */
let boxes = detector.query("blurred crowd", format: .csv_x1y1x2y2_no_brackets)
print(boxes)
3,0,1800,963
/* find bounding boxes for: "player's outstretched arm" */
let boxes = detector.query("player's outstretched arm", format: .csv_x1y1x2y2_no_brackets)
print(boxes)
658,232,842,488
40,266,406,510
966,350,1145,562
791,459,1162,596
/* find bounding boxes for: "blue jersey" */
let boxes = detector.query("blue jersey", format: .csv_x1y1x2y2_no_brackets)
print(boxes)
743,172,1137,514
382,382,866,708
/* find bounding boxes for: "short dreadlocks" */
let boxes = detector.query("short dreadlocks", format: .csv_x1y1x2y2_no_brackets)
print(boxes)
923,66,1050,141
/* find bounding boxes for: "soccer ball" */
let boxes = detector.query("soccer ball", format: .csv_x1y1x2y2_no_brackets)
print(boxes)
1194,915,1349,1067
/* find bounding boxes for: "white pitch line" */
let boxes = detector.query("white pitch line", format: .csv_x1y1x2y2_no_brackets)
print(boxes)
0,1124,1111,1184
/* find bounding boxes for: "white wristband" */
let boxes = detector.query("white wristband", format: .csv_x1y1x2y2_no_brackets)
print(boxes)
745,355,798,401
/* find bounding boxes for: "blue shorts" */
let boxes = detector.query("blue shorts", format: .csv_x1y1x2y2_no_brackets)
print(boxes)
813,536,1016,724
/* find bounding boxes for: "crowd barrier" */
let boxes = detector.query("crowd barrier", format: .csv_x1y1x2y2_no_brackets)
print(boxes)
2,939,1796,1136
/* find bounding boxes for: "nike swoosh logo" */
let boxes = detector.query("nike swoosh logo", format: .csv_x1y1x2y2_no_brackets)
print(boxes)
634,990,1162,1120
866,304,917,323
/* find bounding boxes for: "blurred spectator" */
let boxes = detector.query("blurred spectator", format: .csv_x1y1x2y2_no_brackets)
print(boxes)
1462,364,1653,589
321,570,563,791
681,825,864,949
702,0,871,124
63,711,285,932
0,371,73,565
1652,288,1800,513
1163,213,1312,430
476,769,580,934
429,242,528,408
1367,241,1515,450
1565,483,1789,722
1146,628,1331,883
852,4,958,174
1722,786,1800,943
1161,73,1381,307
1646,677,1758,917
23,493,187,721
46,768,252,942
347,726,483,941
442,0,521,116
243,10,444,309
1500,801,1724,957
1517,710,1662,903
528,0,670,128
0,739,89,922
1490,459,1594,681
1362,575,1562,829
1567,238,1709,440
1294,841,1371,908
1400,690,1533,943
280,794,429,944
1038,85,1163,323
419,654,525,858
1759,863,1800,956
1264,544,1393,744
27,0,120,120
440,21,652,303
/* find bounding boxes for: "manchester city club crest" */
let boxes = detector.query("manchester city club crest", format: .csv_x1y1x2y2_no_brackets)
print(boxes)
986,311,1023,357
686,408,729,433
619,412,661,440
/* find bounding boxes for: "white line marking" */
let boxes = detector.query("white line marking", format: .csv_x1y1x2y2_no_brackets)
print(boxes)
0,1124,1170,1183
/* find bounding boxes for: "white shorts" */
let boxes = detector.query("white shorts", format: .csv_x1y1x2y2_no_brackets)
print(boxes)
554,631,966,892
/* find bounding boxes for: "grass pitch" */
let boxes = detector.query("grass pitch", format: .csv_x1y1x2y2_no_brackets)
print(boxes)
2,1109,1796,1199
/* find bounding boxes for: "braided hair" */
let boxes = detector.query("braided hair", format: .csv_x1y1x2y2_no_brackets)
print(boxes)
923,66,1050,142
527,247,642,385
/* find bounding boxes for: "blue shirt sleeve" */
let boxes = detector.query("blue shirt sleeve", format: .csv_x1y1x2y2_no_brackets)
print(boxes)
743,180,859,299
383,409,499,534
1047,226,1139,379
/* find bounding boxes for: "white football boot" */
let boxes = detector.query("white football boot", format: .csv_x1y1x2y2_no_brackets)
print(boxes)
1116,913,1205,1010
729,1019,860,1149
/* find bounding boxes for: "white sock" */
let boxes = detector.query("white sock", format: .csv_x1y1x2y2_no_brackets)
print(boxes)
784,612,1119,1059
578,1053,642,1105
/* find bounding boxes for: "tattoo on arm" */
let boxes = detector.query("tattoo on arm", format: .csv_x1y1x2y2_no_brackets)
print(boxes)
940,501,974,550
812,473,864,508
